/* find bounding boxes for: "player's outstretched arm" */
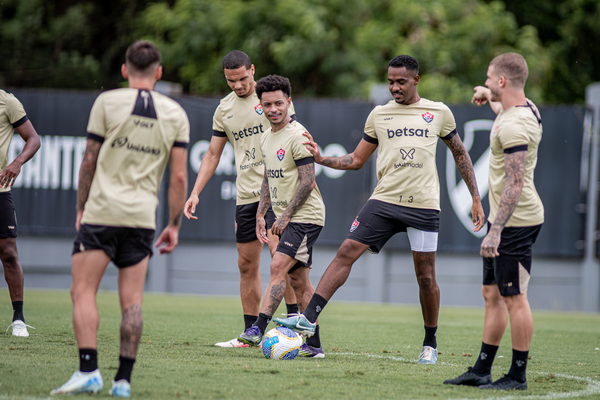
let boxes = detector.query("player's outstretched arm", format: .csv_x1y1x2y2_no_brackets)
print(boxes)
480,150,527,258
256,170,272,244
0,120,40,189
156,146,188,254
444,134,485,232
76,139,102,231
303,131,376,170
472,86,502,115
184,135,227,220
270,163,316,237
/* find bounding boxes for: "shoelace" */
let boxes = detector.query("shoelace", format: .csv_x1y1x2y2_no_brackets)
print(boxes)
420,347,435,359
5,321,35,334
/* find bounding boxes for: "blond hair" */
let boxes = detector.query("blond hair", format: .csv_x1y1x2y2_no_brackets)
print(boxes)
490,53,528,88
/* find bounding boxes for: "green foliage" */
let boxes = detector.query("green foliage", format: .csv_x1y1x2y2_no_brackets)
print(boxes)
138,0,551,103
1,290,599,399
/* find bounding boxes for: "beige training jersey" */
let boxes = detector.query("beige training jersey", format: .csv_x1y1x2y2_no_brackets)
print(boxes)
0,90,28,193
488,100,544,227
260,120,325,226
82,88,190,229
213,90,295,205
364,98,456,211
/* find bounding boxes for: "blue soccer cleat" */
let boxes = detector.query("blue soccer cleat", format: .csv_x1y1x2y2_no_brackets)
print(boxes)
273,314,316,337
50,369,103,395
109,379,131,397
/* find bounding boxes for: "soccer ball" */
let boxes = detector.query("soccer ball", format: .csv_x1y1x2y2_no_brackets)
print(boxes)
261,326,303,360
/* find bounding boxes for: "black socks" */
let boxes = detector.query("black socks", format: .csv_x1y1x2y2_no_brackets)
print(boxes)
79,348,98,372
472,342,499,375
115,356,136,383
305,325,321,348
12,301,24,322
303,293,328,323
255,313,271,334
508,349,528,383
244,314,257,330
286,303,299,315
423,325,437,348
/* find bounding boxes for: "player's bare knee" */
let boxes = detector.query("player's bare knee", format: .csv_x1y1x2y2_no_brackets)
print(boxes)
0,247,19,269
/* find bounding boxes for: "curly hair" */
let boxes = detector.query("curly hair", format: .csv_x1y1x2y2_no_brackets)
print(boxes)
255,75,291,100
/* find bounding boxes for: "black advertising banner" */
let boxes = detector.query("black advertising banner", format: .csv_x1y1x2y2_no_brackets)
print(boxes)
7,89,585,257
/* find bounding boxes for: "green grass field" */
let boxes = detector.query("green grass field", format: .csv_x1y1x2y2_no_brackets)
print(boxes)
0,290,599,399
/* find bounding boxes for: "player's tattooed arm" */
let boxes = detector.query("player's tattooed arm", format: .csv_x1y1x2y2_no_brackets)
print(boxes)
303,131,376,170
445,134,485,231
120,304,143,358
257,173,271,219
76,139,102,212
480,150,527,257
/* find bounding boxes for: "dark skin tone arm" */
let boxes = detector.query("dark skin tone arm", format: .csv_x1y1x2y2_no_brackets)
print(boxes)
481,150,527,257
443,134,485,232
303,131,377,170
0,120,41,188
76,138,102,231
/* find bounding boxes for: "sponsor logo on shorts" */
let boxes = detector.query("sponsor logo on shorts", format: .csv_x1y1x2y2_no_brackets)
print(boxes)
422,111,434,123
255,103,263,115
284,241,294,247
350,218,359,232
400,148,415,160
111,137,161,155
277,148,285,161
7,225,15,230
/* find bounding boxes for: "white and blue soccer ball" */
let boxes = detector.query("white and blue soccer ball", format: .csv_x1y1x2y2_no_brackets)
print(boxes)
262,326,303,360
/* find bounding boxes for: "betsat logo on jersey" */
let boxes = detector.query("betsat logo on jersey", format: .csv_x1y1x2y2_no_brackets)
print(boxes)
255,103,263,115
261,327,302,360
277,148,285,161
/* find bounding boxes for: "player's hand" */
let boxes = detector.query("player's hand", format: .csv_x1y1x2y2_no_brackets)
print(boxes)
75,209,84,231
302,131,322,162
256,217,269,244
0,161,22,189
471,197,485,232
471,86,490,106
155,224,179,254
480,230,500,258
183,195,199,220
271,216,290,237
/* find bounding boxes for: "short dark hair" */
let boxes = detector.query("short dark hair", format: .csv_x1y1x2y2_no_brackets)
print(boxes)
255,75,292,100
389,55,419,75
490,53,529,88
222,50,252,70
126,40,161,75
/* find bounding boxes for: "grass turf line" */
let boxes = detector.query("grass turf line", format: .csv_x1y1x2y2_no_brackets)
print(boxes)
0,290,599,399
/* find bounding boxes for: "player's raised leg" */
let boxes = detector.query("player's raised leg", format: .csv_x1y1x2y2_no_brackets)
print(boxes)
51,250,109,395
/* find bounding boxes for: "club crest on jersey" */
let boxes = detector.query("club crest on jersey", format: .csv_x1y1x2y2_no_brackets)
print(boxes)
277,148,285,161
350,218,360,232
422,112,434,123
255,103,263,115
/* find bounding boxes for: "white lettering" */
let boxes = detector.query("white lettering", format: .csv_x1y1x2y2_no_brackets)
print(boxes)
60,137,75,190
189,140,236,175
42,136,61,189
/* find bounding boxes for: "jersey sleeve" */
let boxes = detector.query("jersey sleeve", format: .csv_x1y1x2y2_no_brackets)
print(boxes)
439,105,457,138
212,104,226,135
363,108,378,140
498,118,529,151
292,128,314,162
86,94,107,141
174,109,191,148
289,100,296,118
6,95,28,127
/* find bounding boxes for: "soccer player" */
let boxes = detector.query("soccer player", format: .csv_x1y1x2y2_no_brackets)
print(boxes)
274,55,485,364
51,40,189,397
237,75,326,358
184,50,298,348
444,53,543,390
0,89,41,337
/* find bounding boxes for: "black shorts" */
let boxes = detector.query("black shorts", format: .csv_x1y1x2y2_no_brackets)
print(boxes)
235,203,276,243
483,224,543,296
347,199,440,254
0,192,17,238
72,224,155,268
276,222,323,272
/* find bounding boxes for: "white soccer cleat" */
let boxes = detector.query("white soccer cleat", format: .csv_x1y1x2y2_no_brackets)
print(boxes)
214,337,250,348
418,346,438,364
109,379,131,397
5,320,34,337
50,369,103,395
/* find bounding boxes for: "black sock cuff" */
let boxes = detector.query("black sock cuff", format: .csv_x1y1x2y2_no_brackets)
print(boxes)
304,293,328,323
79,348,98,372
12,301,24,322
256,313,271,334
286,303,299,315
244,314,258,330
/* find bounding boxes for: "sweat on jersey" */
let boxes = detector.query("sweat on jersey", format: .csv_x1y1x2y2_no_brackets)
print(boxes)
260,120,325,226
0,90,29,193
488,100,544,227
82,88,190,229
364,98,457,211
212,91,295,205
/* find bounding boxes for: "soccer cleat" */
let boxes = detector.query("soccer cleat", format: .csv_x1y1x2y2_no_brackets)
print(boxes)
418,346,438,364
50,369,103,395
297,343,325,358
444,367,492,386
237,326,263,347
273,314,316,337
479,374,527,390
5,320,35,337
109,379,131,397
215,337,250,348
